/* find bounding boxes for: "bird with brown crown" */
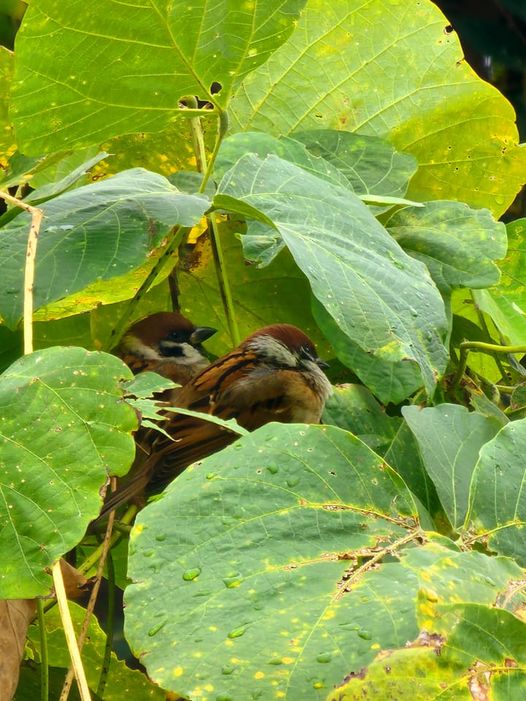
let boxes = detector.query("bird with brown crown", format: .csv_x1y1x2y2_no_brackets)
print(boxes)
100,323,331,517
117,311,217,387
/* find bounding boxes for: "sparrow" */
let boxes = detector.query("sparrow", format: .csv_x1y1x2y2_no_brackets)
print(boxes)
100,323,331,516
117,311,217,386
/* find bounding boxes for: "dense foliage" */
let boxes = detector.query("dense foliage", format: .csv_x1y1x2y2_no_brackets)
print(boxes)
0,1,526,699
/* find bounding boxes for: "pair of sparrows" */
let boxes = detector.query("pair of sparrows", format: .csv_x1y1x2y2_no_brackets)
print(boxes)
102,312,331,515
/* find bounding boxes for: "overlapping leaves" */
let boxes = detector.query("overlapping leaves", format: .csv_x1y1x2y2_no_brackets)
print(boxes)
215,153,449,399
0,168,210,328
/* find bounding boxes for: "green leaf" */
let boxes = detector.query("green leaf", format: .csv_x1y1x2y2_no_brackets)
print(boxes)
123,372,177,399
124,422,521,699
322,384,401,453
11,0,305,153
385,202,507,293
472,219,526,345
468,418,526,565
383,420,441,520
311,298,424,404
450,303,502,383
216,154,448,399
215,131,352,191
231,0,526,216
294,129,418,200
403,405,501,529
0,347,137,597
0,168,210,328
27,601,166,700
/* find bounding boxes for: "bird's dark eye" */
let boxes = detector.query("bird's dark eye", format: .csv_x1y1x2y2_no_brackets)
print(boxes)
299,345,315,361
168,330,188,343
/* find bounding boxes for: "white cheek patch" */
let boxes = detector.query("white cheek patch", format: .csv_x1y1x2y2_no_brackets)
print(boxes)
176,343,208,366
247,335,297,367
121,335,163,360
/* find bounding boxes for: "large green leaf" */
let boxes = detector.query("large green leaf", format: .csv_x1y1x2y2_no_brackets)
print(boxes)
0,347,136,597
11,0,305,153
124,424,521,699
322,384,401,454
231,0,526,216
403,405,501,529
215,154,448,399
0,168,210,328
467,418,526,565
385,202,507,293
125,423,416,699
472,219,526,345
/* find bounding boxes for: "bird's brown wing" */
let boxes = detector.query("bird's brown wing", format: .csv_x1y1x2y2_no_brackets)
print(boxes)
99,350,322,517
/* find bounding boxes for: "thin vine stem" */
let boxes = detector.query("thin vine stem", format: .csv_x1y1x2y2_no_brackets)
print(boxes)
36,599,49,701
200,108,229,192
96,549,115,698
452,340,526,389
189,108,239,344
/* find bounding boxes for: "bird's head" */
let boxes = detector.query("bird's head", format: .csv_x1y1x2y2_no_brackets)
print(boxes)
121,312,217,365
244,324,327,369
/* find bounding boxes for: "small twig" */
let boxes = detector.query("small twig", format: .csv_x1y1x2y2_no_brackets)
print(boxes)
335,531,421,600
59,504,116,701
0,190,43,355
36,599,49,701
52,562,92,701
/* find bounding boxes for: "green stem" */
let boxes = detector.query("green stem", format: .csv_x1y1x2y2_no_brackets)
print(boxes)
452,340,526,389
189,108,239,344
78,505,138,576
200,108,229,193
208,214,240,345
105,227,186,352
96,550,115,699
37,599,49,701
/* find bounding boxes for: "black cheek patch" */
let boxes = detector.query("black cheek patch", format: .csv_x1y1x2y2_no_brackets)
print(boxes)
159,343,184,358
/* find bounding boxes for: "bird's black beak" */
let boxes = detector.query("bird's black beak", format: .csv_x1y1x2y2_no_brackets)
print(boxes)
190,326,217,344
316,357,330,369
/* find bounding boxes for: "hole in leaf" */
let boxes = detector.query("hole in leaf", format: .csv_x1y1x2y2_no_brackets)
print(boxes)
210,81,222,94
444,24,453,34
